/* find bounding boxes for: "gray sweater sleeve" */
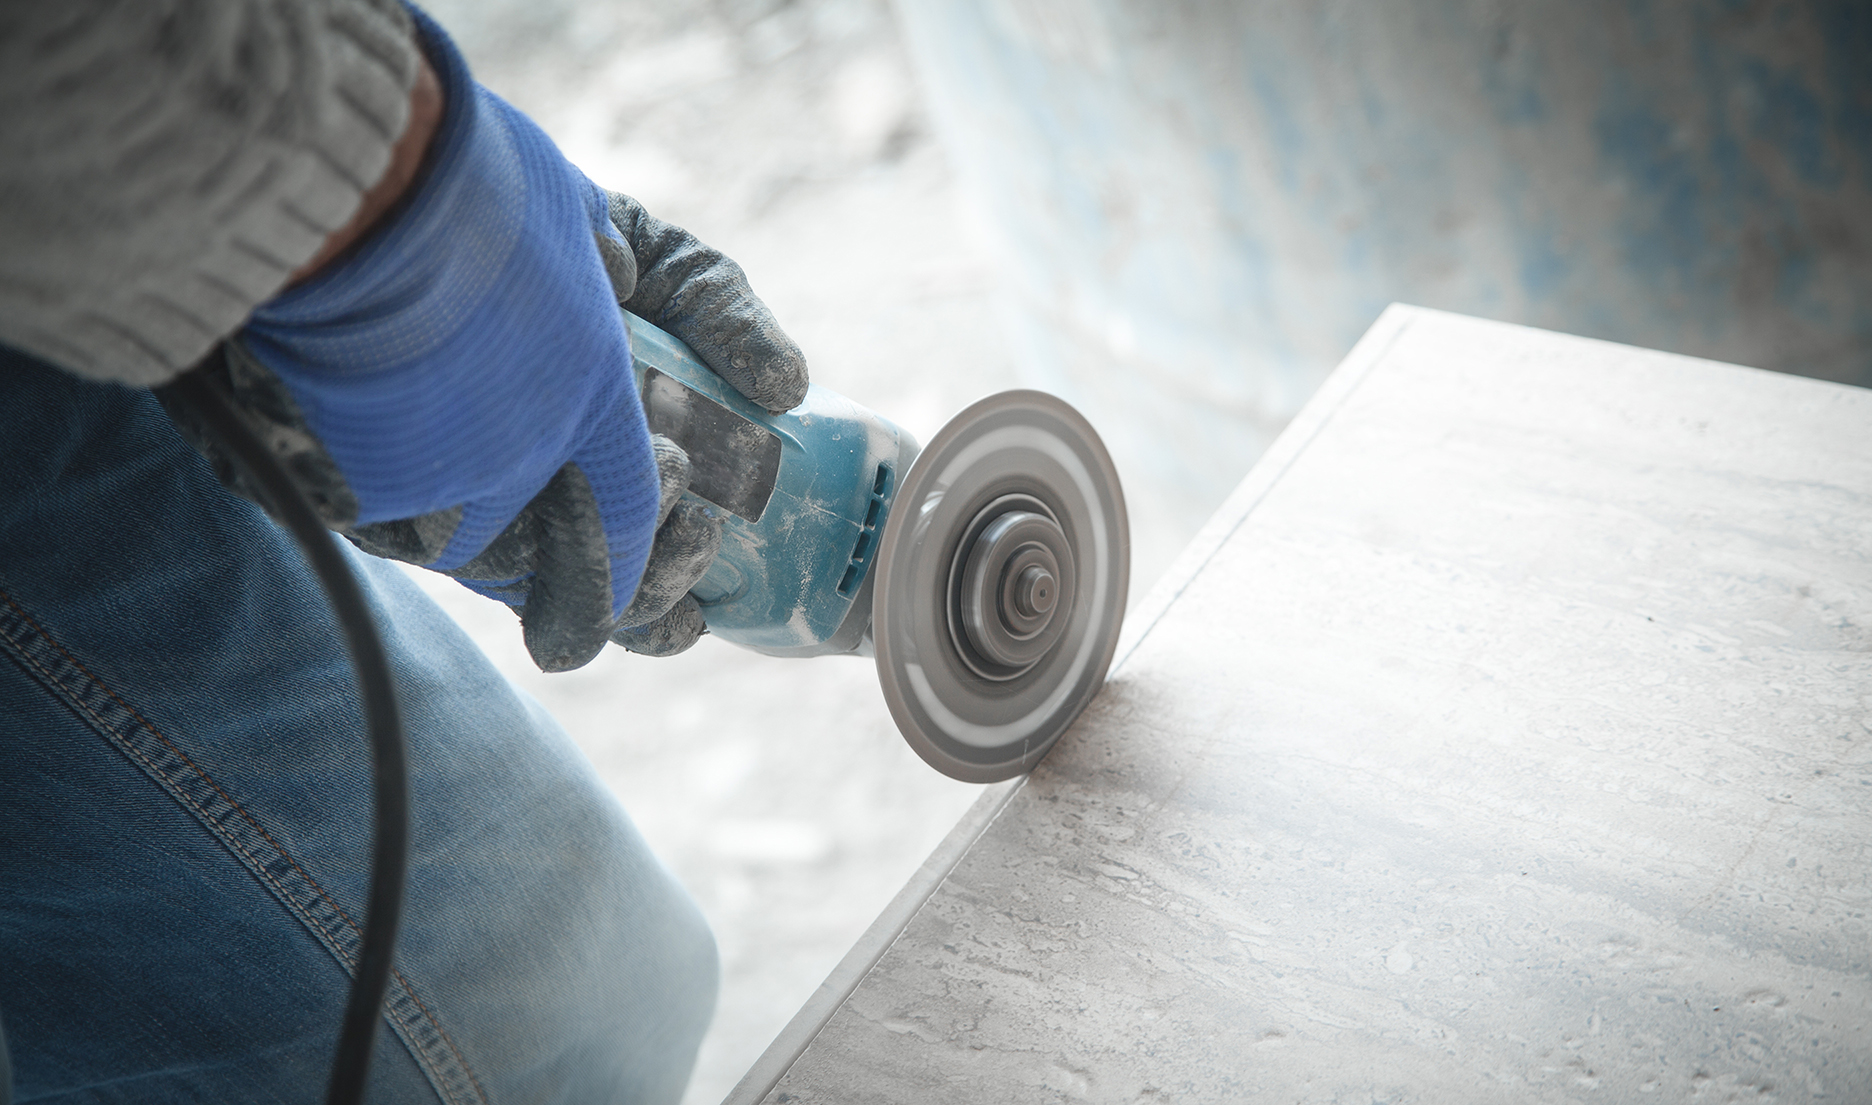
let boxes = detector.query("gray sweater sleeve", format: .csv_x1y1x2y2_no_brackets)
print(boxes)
0,0,418,386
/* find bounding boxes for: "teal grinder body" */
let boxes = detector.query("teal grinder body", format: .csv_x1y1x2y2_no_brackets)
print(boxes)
622,311,918,657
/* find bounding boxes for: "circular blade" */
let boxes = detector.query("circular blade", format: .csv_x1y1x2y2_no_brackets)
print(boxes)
873,390,1129,783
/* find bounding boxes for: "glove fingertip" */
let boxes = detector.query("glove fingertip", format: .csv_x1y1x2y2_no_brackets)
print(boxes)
524,609,612,672
616,498,721,627
612,595,707,657
755,351,810,414
648,434,691,522
518,463,618,673
720,329,809,413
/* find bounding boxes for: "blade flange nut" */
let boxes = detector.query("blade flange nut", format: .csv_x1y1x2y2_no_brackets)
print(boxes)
1016,564,1055,617
996,543,1059,637
958,506,1075,673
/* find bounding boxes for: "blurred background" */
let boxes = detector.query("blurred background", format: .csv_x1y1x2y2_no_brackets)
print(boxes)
414,1,1869,1102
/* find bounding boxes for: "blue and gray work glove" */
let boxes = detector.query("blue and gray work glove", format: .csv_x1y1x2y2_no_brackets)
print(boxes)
162,10,805,672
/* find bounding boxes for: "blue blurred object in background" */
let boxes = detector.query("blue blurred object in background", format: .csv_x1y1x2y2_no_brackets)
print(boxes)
893,0,1872,552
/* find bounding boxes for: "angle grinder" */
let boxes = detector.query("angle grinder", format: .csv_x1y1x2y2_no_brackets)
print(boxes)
623,311,1129,783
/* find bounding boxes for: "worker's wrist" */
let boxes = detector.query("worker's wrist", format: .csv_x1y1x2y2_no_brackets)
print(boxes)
289,51,444,285
244,8,527,381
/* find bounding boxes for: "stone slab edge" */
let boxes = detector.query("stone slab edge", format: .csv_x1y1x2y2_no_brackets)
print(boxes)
719,774,1024,1105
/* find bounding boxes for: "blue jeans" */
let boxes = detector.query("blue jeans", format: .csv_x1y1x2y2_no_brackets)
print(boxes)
0,353,717,1103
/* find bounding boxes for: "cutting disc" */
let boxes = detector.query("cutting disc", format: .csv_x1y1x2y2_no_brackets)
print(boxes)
873,391,1129,783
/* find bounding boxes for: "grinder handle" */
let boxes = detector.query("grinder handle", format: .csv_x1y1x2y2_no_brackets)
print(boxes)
620,310,919,658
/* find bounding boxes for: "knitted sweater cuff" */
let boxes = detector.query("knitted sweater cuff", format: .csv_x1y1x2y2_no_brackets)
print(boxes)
0,0,420,386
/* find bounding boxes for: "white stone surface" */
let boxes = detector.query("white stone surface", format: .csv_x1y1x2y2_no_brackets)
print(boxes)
757,307,1872,1103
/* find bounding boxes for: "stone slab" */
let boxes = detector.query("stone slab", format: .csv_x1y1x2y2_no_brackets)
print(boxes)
742,306,1872,1104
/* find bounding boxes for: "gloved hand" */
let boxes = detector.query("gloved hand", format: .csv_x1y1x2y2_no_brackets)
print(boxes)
162,9,806,672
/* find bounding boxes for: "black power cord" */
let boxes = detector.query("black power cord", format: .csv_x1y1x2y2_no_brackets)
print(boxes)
154,369,410,1105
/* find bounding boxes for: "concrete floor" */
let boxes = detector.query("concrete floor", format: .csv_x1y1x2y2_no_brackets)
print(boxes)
411,2,1015,1101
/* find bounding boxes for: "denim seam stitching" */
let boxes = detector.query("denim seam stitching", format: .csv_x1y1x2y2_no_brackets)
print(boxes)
394,967,492,1105
0,589,489,1105
0,590,482,1105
